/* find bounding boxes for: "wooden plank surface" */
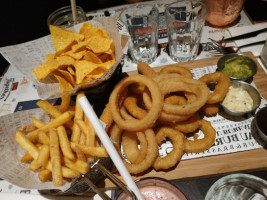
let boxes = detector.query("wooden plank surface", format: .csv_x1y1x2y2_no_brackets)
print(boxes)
103,52,267,188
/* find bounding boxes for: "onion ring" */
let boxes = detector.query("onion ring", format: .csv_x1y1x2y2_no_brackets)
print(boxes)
201,103,219,116
172,112,201,134
184,119,216,153
124,129,158,174
160,65,193,79
109,75,163,131
153,127,184,170
165,95,187,105
110,124,158,174
199,71,230,104
100,104,113,131
123,94,147,120
137,62,159,77
142,87,194,123
158,77,210,116
122,131,148,164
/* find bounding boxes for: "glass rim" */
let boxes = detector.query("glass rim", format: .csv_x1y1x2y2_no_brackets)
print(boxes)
205,173,267,200
119,4,159,27
115,177,188,200
47,5,86,27
165,1,208,23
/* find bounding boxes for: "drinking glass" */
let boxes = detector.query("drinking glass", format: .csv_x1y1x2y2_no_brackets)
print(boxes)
47,6,87,28
165,0,208,62
115,177,188,200
205,173,267,200
119,4,159,64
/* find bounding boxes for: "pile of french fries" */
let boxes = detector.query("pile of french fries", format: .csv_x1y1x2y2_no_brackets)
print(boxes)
15,91,108,187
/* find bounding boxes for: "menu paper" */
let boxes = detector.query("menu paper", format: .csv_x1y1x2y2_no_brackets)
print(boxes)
0,65,266,191
0,17,128,100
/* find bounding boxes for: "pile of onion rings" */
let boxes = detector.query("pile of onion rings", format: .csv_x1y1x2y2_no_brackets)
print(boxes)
99,62,230,174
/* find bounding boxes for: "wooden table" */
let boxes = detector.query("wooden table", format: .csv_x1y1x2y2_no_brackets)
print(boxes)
104,51,267,188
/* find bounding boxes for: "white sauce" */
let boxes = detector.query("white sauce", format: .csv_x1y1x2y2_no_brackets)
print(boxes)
222,86,253,112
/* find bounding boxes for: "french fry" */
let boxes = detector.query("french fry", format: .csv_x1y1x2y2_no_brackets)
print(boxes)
36,100,74,129
38,169,52,182
85,117,96,147
75,119,91,145
20,125,36,132
29,159,40,171
79,133,86,145
36,145,50,168
38,131,50,145
49,128,63,187
73,146,87,162
14,91,106,187
14,131,39,159
70,142,108,157
59,91,71,113
37,100,60,118
71,91,84,143
46,162,80,178
20,152,33,163
76,117,96,161
57,126,75,160
63,157,89,174
32,117,45,128
28,111,75,141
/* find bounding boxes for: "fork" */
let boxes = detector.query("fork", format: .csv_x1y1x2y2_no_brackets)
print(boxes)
206,39,265,55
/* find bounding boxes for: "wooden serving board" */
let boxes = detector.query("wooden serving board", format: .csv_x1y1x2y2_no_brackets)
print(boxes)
103,52,267,188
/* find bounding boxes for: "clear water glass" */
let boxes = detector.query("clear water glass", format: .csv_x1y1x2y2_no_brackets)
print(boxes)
120,4,159,64
47,6,87,28
165,0,207,62
205,173,267,200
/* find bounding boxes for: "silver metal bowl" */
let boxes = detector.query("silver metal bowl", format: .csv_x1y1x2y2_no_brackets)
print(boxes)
217,53,258,82
220,80,261,116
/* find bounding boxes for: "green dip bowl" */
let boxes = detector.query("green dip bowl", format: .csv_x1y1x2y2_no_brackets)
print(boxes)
217,53,258,82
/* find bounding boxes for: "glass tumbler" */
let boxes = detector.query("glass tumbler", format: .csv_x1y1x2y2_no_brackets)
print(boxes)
165,0,208,62
115,177,188,200
205,173,267,200
47,6,87,28
119,4,159,64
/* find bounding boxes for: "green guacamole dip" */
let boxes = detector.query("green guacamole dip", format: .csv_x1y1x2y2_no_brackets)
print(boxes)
222,56,253,79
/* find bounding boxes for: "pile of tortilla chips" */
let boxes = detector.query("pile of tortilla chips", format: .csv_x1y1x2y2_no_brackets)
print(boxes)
33,22,115,91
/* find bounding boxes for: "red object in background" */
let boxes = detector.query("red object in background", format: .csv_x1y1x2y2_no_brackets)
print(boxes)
11,82,18,91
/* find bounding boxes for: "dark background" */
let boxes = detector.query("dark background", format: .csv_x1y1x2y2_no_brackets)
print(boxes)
0,0,126,75
0,0,267,75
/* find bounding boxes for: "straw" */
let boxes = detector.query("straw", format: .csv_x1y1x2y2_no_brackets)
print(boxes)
70,0,77,24
78,96,144,200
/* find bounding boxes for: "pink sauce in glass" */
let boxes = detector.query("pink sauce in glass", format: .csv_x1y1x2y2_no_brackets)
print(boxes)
116,178,187,200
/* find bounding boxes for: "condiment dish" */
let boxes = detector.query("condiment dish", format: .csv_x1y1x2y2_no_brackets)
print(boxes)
255,106,267,143
217,53,258,82
220,80,261,117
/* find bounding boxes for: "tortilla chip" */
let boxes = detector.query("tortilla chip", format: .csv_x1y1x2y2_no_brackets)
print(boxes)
33,60,58,82
87,36,113,53
49,25,84,55
46,54,55,62
80,22,109,39
58,69,77,87
67,66,75,75
99,59,116,70
83,51,103,64
73,60,106,84
34,22,116,91
56,55,75,66
53,71,74,91
71,40,89,53
63,50,87,60
81,73,104,84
